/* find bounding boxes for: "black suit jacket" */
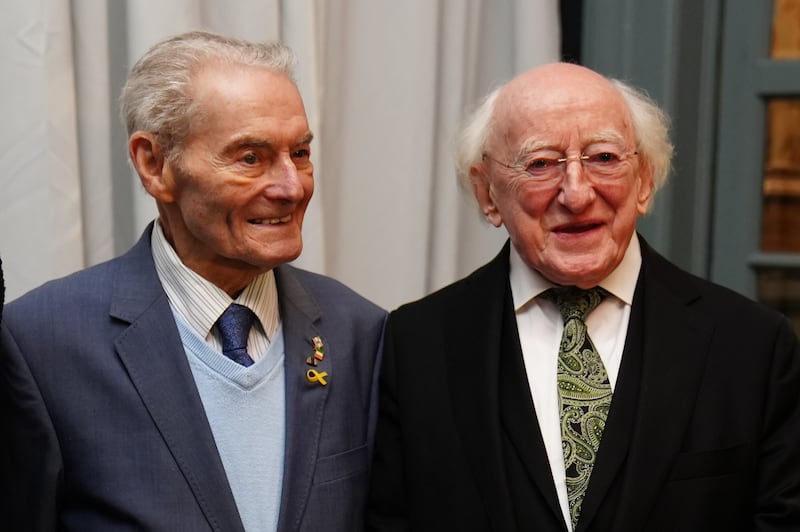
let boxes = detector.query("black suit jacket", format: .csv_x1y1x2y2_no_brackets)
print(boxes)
1,255,4,323
366,237,800,531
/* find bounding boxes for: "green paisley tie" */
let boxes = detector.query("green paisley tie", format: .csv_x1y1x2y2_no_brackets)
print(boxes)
542,286,611,530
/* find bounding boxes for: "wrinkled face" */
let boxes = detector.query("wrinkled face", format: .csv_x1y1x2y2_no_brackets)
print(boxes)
156,65,314,291
472,64,653,288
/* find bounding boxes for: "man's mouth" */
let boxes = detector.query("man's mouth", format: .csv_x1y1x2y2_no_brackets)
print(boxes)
556,222,601,234
249,214,292,225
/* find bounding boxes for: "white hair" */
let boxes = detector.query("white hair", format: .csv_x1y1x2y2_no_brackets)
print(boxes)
453,70,674,210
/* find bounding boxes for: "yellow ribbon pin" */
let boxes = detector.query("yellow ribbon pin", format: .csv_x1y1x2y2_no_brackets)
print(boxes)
307,369,328,386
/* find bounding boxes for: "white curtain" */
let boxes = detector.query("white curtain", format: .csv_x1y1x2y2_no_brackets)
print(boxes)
0,0,560,310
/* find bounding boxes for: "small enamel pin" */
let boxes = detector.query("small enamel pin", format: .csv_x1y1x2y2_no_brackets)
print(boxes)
305,336,328,385
306,336,325,366
312,336,325,357
307,368,328,386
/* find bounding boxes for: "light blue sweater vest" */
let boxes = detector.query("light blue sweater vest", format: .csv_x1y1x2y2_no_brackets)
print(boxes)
173,310,286,532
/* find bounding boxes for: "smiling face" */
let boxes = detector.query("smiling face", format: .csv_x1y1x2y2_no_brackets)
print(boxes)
472,63,653,288
132,63,314,295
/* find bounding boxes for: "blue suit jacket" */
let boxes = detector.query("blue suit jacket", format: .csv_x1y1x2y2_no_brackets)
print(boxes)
0,225,387,532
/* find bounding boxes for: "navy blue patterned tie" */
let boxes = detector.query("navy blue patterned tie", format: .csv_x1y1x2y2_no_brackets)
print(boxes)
216,304,256,367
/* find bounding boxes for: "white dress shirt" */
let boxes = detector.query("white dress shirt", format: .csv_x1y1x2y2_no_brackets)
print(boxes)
509,234,642,531
150,220,281,362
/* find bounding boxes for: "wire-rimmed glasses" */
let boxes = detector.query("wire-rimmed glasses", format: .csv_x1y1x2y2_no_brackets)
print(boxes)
482,147,638,182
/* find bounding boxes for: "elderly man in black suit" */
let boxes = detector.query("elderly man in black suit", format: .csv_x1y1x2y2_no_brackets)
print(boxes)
1,256,4,323
366,63,800,531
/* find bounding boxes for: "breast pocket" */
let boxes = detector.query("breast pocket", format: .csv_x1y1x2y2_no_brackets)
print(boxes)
646,444,755,530
312,444,369,485
301,445,371,531
668,443,753,481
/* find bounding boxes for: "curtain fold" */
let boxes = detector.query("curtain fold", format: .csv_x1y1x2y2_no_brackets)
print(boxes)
0,0,84,295
0,0,560,309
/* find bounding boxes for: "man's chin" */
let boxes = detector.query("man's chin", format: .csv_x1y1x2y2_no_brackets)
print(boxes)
254,245,304,269
540,258,616,287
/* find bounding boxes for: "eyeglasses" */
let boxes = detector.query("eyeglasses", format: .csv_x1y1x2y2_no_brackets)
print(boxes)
482,148,638,182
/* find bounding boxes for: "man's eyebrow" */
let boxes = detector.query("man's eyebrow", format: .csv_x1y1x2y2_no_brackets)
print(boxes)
587,130,626,145
519,139,558,154
297,132,314,145
510,139,560,162
224,135,272,152
223,131,315,153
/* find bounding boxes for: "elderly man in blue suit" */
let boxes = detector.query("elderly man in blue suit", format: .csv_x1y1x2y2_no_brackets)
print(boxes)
0,31,386,532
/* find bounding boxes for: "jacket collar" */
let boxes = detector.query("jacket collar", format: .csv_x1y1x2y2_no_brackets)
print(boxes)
273,265,329,532
444,242,564,529
111,224,247,532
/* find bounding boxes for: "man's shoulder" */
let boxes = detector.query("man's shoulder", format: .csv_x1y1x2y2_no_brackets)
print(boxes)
6,234,155,321
9,256,119,308
2,259,125,347
392,247,509,318
643,243,788,326
276,265,386,318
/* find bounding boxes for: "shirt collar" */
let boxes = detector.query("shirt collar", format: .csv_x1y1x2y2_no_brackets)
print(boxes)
150,219,281,341
509,232,642,311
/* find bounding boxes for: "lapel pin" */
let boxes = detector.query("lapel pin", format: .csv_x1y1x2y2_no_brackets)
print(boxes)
306,337,327,384
306,336,325,366
307,369,328,386
306,336,325,364
312,336,325,360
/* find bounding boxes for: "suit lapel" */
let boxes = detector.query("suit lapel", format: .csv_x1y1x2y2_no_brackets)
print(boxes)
607,240,713,531
497,289,566,528
111,227,245,532
575,274,645,531
273,266,328,532
446,243,563,530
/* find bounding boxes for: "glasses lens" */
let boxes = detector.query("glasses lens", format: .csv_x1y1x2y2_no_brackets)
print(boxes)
582,147,635,177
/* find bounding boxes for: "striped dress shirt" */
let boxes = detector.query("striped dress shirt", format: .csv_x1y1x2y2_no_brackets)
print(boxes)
150,220,280,362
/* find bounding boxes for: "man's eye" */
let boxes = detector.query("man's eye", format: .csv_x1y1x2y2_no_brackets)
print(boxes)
242,152,258,165
292,148,311,160
526,158,557,171
588,152,619,164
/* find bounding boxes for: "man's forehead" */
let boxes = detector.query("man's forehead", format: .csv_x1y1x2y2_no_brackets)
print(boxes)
190,62,301,104
492,75,631,147
498,63,623,111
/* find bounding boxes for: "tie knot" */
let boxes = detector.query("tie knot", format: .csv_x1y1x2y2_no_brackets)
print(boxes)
217,304,256,353
542,286,608,323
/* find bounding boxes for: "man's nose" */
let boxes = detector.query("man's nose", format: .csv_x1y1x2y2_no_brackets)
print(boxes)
263,156,305,202
557,158,595,211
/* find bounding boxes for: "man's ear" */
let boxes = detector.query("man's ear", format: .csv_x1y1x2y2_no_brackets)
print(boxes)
129,132,175,203
470,164,502,227
635,157,655,216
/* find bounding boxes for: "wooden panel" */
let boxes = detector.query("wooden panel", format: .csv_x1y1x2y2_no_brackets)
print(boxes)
761,98,800,252
762,3,800,252
772,0,800,59
757,0,800,333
